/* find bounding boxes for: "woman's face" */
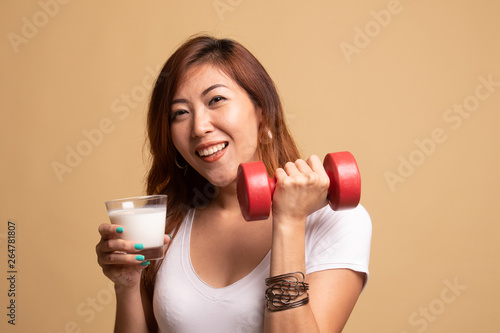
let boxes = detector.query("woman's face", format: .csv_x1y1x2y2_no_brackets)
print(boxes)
170,64,262,187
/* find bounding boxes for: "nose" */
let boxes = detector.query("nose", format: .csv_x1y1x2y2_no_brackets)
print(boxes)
191,108,214,138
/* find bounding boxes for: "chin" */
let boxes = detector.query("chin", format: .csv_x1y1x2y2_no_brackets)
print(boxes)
205,173,236,188
202,166,238,187
209,178,234,188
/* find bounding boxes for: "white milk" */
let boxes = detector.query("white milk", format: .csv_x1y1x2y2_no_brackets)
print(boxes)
108,207,166,248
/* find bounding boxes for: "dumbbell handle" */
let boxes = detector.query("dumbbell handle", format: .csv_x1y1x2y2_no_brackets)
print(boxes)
237,152,361,221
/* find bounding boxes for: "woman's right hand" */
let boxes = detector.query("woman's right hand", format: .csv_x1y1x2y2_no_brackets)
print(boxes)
95,223,170,290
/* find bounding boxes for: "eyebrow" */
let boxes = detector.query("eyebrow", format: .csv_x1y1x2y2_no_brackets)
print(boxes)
171,84,228,106
202,84,227,96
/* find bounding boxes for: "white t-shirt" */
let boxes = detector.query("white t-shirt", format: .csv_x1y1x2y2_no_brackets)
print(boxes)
153,205,372,333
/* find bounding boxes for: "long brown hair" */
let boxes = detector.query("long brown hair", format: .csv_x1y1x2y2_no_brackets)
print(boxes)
142,34,300,298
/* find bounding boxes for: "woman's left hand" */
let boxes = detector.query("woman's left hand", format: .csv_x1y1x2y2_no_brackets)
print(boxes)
271,155,330,225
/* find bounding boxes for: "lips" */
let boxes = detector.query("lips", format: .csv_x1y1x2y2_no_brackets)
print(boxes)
196,142,228,158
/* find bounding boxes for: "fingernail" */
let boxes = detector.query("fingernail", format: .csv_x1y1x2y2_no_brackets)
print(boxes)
135,255,145,261
116,227,124,234
167,234,172,239
140,261,150,266
134,243,144,250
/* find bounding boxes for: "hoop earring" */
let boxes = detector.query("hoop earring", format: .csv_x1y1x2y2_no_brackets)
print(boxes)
175,156,188,176
260,127,273,144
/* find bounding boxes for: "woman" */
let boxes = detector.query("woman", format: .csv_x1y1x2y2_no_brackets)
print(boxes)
96,35,372,333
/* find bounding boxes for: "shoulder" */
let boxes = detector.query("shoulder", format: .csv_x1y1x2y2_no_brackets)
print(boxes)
306,204,372,241
305,204,372,277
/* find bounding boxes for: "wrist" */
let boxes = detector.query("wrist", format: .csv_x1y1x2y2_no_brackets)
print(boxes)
272,214,307,231
114,280,141,297
270,216,306,277
271,214,307,247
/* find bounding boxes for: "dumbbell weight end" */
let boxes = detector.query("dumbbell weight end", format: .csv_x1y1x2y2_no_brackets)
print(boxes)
237,161,275,221
323,152,361,211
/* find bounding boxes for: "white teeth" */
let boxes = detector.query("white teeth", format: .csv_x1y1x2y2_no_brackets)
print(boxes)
198,143,226,157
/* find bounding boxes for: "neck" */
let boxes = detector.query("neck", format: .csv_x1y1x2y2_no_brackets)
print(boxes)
209,180,240,212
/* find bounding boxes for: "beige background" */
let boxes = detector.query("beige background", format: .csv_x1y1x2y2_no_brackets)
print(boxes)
1,0,499,332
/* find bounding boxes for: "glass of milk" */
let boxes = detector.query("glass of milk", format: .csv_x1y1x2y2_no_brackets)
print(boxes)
105,195,167,260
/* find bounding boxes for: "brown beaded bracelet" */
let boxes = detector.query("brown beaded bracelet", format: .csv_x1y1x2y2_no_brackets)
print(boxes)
265,271,310,312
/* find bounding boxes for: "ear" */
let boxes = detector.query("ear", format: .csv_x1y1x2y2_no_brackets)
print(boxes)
256,106,265,137
255,105,263,121
255,106,264,132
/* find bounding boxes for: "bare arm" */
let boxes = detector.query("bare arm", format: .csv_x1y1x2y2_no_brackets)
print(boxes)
113,279,160,333
307,269,365,332
96,224,169,333
114,283,150,333
263,156,365,332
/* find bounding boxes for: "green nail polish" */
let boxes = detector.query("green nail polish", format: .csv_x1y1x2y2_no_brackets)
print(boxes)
134,243,144,250
116,227,124,234
167,234,172,239
135,255,145,261
140,261,150,266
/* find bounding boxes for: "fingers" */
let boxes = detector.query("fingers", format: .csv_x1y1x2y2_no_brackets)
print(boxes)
306,155,328,178
281,155,328,180
277,155,330,196
164,234,172,245
97,226,171,267
283,160,306,176
306,155,330,190
99,251,151,266
100,256,150,287
98,223,123,239
97,237,143,254
96,240,146,266
97,224,150,266
273,156,330,221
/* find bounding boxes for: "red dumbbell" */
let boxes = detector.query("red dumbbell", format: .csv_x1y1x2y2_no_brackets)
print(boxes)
236,151,361,221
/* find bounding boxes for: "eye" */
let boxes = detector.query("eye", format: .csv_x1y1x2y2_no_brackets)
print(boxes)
209,95,226,105
170,109,188,121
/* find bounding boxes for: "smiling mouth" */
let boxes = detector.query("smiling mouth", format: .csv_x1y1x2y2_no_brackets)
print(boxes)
196,142,228,158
